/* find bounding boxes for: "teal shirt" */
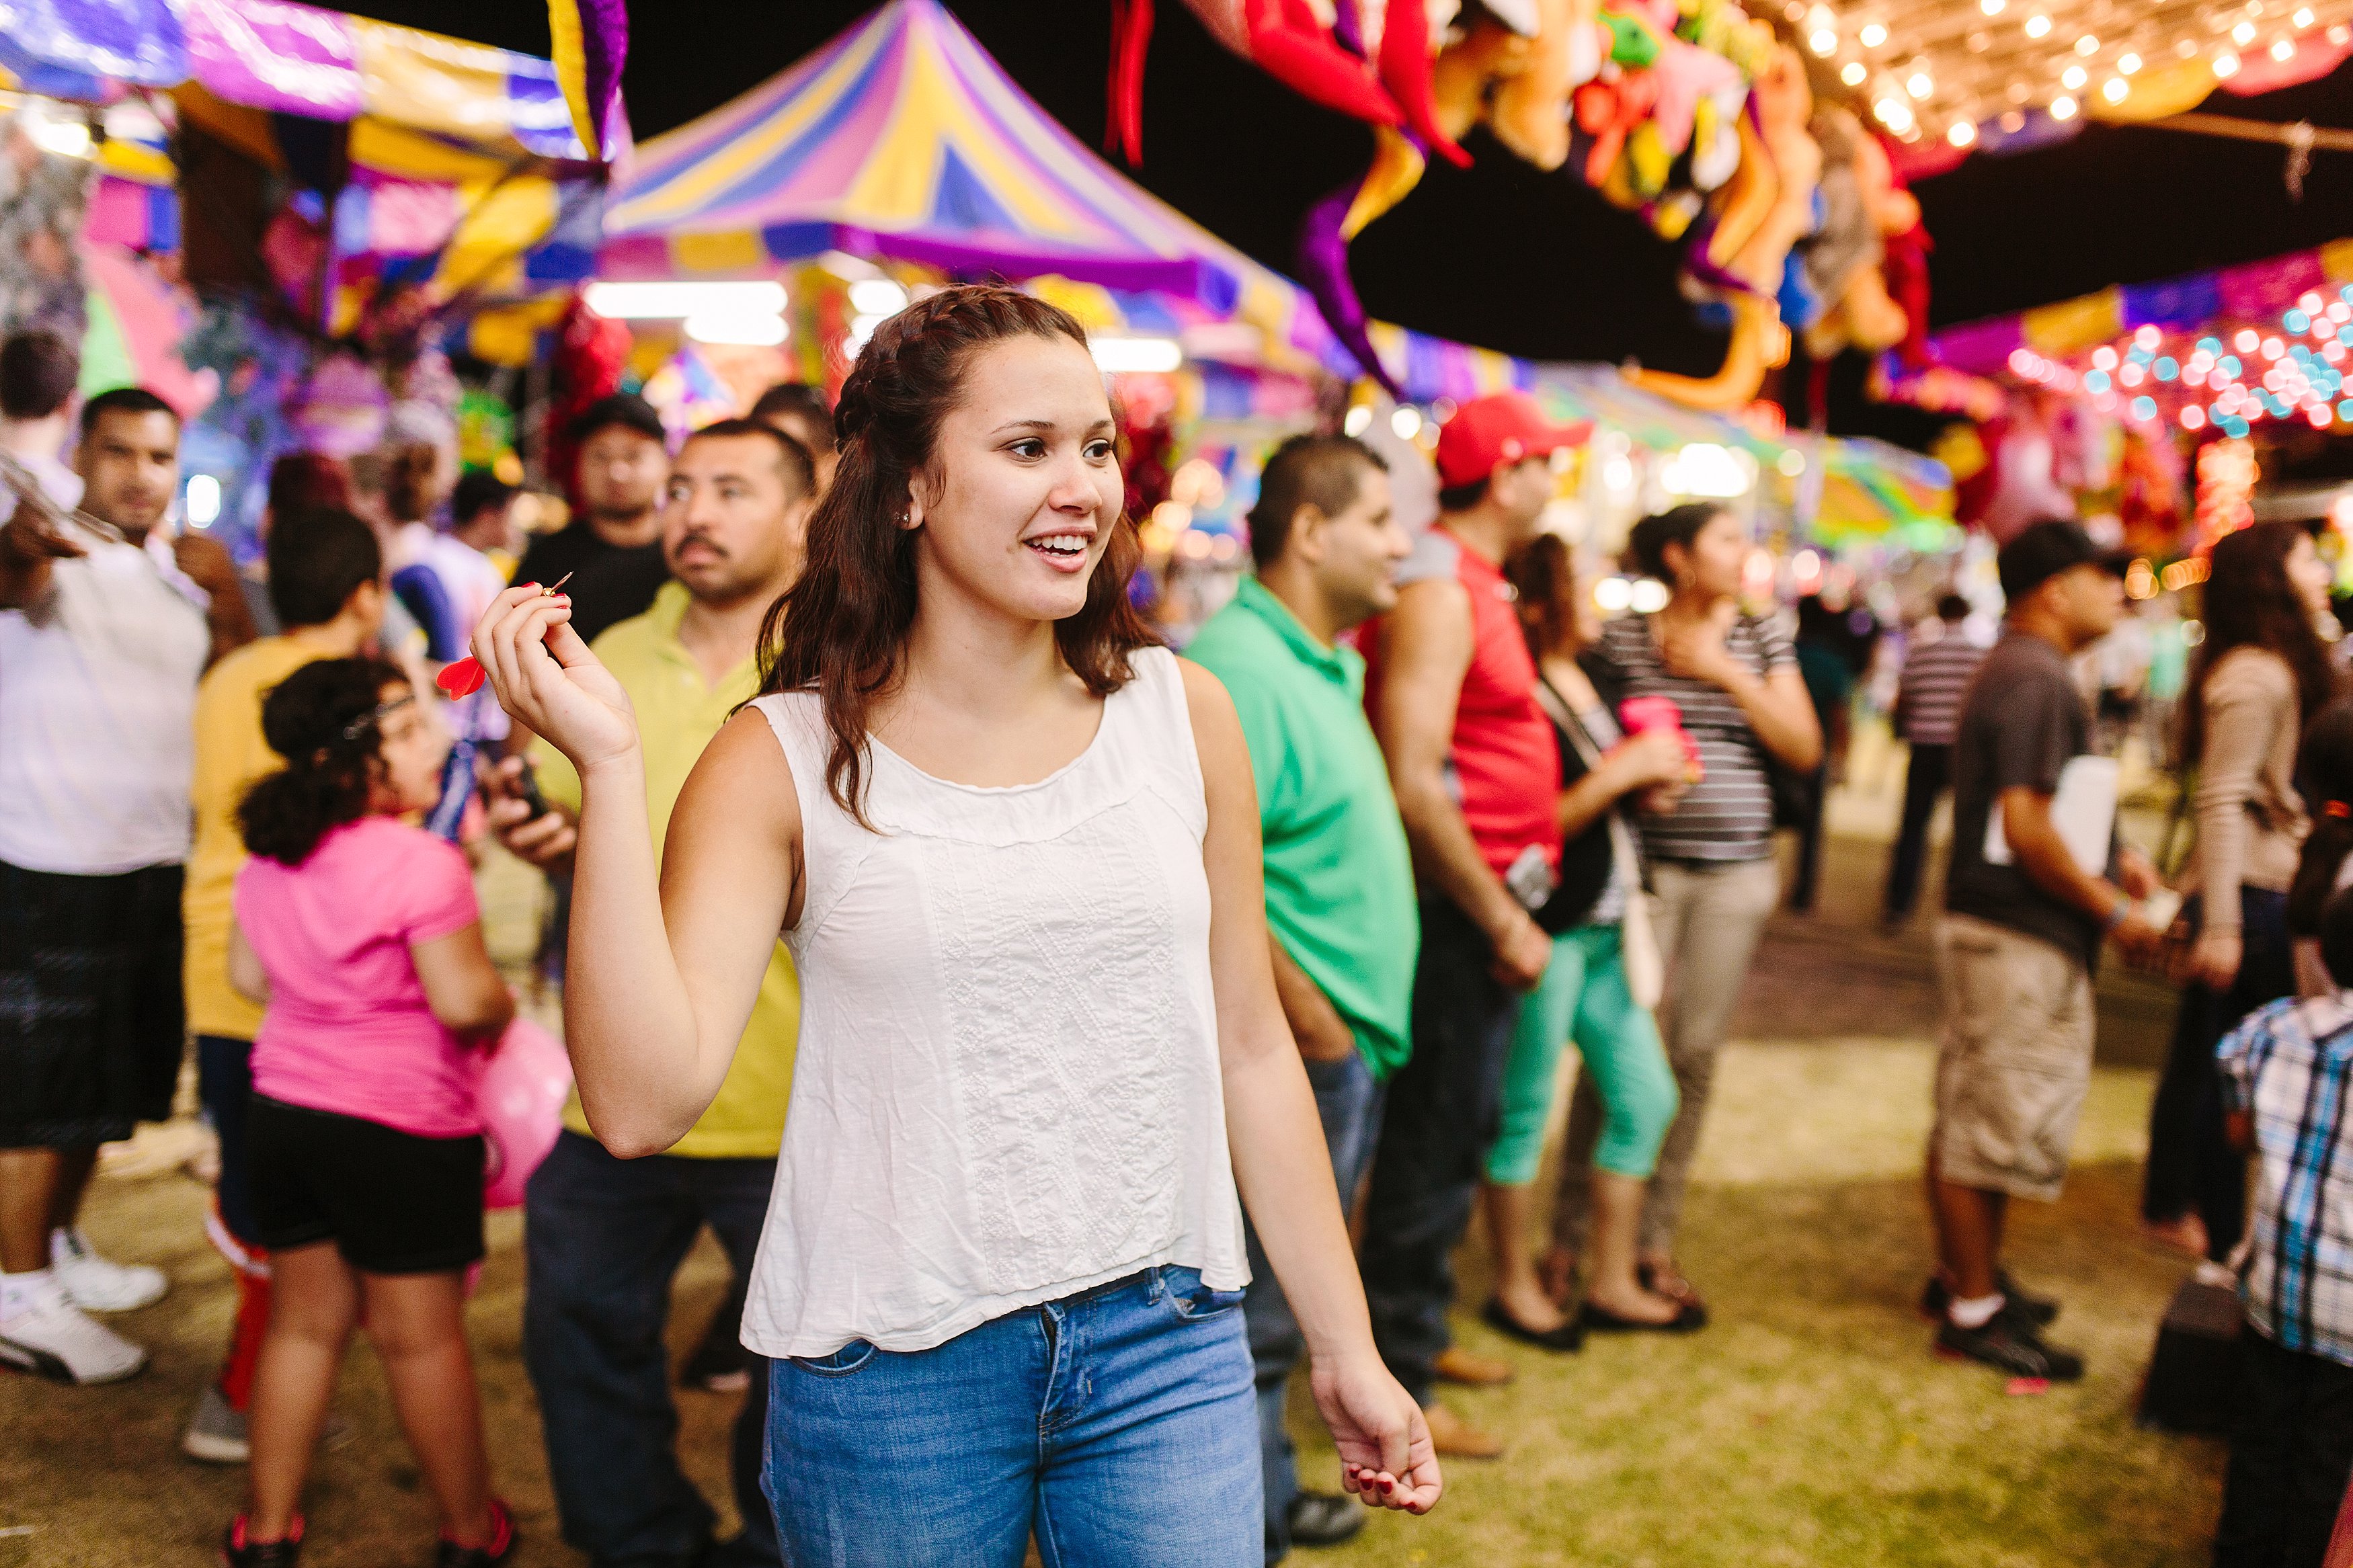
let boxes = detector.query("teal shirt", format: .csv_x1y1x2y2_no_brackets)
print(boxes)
1185,576,1419,1079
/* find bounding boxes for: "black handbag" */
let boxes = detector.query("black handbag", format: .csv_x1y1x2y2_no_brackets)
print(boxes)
1531,681,1619,934
1767,756,1822,831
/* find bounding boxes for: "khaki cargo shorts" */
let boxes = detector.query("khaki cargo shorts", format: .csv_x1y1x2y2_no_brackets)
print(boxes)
1931,913,2096,1202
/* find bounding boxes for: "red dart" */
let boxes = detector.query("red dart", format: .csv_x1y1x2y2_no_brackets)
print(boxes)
436,575,570,701
436,657,487,698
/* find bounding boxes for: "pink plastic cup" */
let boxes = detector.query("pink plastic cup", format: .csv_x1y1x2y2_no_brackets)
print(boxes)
1618,696,1704,781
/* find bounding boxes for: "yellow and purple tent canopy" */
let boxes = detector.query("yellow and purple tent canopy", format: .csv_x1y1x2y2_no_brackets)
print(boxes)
604,0,1259,302
600,0,1534,402
0,0,592,161
5,0,612,358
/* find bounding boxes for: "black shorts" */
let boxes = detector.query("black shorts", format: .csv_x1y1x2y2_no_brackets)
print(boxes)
248,1096,485,1274
0,860,186,1149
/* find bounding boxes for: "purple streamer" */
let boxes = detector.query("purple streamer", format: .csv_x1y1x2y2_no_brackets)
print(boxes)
577,0,628,153
1294,171,1401,397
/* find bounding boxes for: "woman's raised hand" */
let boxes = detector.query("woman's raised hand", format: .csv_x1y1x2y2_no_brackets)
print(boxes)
471,583,639,774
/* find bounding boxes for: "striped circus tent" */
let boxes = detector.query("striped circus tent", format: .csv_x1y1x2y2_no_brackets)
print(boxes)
604,0,1252,300
600,0,1380,382
0,0,595,162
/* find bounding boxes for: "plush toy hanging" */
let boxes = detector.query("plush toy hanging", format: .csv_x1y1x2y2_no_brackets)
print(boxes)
1624,40,1820,413
1293,0,1585,389
1954,390,2115,542
1623,290,1790,411
1107,0,1467,167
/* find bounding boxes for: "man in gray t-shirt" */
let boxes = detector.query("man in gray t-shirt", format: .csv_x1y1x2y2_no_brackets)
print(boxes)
1928,522,2165,1385
1945,632,2110,968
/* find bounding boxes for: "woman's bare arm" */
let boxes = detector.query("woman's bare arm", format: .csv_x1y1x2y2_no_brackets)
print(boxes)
228,922,268,1005
409,922,515,1037
1183,660,1440,1514
473,585,798,1158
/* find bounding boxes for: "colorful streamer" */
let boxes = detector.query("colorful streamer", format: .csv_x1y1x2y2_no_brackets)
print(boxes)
7,0,596,161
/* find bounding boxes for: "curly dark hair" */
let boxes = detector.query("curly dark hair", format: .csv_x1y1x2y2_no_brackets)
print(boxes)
237,656,409,866
2182,522,2338,765
756,284,1156,827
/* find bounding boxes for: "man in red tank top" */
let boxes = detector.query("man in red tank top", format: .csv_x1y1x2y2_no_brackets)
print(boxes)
1359,393,1591,1458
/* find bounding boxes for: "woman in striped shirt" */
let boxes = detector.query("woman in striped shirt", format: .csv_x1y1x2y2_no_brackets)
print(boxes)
1550,503,1821,1314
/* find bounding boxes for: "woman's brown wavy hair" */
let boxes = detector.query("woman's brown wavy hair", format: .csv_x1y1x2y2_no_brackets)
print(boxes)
754,284,1156,827
2182,520,2338,765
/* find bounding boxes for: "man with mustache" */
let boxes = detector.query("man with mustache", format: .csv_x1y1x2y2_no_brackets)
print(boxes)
487,419,814,1568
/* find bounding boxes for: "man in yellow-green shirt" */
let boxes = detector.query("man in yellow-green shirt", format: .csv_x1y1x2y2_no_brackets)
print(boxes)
487,419,812,1568
179,509,383,1462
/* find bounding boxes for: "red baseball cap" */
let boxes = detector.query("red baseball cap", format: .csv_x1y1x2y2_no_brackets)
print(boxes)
1433,393,1593,490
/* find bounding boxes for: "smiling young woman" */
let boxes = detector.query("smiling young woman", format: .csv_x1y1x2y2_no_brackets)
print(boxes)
468,284,1439,1565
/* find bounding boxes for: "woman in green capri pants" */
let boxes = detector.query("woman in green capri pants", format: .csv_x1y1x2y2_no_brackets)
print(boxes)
1480,534,1700,1345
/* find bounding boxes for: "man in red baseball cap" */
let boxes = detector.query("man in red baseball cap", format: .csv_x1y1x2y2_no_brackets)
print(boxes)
1431,392,1593,494
1356,393,1591,1460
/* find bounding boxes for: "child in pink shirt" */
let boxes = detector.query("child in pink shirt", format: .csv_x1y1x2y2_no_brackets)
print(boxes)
223,655,518,1568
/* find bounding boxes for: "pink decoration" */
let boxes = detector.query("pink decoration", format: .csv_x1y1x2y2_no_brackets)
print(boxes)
477,1017,573,1210
183,0,365,119
2217,32,2353,95
81,245,218,417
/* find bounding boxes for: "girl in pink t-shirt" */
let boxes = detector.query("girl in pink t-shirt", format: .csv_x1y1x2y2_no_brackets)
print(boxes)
223,656,517,1568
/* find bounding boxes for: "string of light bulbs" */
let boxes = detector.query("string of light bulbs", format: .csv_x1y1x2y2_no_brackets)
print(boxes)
1781,0,2353,150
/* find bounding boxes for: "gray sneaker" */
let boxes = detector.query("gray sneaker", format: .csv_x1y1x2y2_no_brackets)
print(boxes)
184,1383,248,1462
183,1384,354,1464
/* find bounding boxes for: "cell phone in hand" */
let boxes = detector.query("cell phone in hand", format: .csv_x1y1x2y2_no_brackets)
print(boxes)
481,761,553,820
513,765,552,820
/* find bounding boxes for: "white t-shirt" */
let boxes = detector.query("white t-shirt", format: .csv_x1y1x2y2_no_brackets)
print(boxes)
0,526,212,874
742,647,1246,1357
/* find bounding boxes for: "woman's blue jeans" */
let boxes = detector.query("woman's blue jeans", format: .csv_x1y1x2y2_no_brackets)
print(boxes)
764,1266,1261,1567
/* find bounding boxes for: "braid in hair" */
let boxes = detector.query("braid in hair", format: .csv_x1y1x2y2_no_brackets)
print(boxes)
755,284,1155,827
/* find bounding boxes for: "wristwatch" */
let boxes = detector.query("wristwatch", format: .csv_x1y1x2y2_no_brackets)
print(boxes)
2101,892,2133,933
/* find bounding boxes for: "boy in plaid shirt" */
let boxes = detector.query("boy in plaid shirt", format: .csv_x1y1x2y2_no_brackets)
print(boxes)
2216,884,2353,1567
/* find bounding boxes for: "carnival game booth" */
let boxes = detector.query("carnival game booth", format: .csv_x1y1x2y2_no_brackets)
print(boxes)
0,0,616,542
1899,242,2352,588
591,0,1950,623
599,0,1390,388
593,0,1537,594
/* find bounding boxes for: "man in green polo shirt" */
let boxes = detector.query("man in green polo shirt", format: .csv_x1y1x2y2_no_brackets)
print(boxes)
486,417,813,1568
1185,433,1417,1563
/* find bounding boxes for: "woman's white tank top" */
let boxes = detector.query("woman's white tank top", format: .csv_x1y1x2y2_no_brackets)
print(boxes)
741,645,1246,1357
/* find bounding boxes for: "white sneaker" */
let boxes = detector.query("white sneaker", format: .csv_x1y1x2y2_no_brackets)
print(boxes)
50,1228,168,1313
0,1275,148,1384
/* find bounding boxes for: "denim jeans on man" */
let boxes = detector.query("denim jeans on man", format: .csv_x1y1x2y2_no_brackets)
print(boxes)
764,1264,1259,1566
525,1130,779,1567
1359,898,1525,1405
1246,1049,1386,1561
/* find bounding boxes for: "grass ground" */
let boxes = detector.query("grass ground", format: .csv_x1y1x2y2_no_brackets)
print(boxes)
0,749,2228,1566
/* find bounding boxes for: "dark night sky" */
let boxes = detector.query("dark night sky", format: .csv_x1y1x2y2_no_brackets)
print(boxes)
360,0,2353,445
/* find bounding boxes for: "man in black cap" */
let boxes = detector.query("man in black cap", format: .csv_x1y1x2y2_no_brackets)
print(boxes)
1925,519,2166,1381
516,393,671,643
